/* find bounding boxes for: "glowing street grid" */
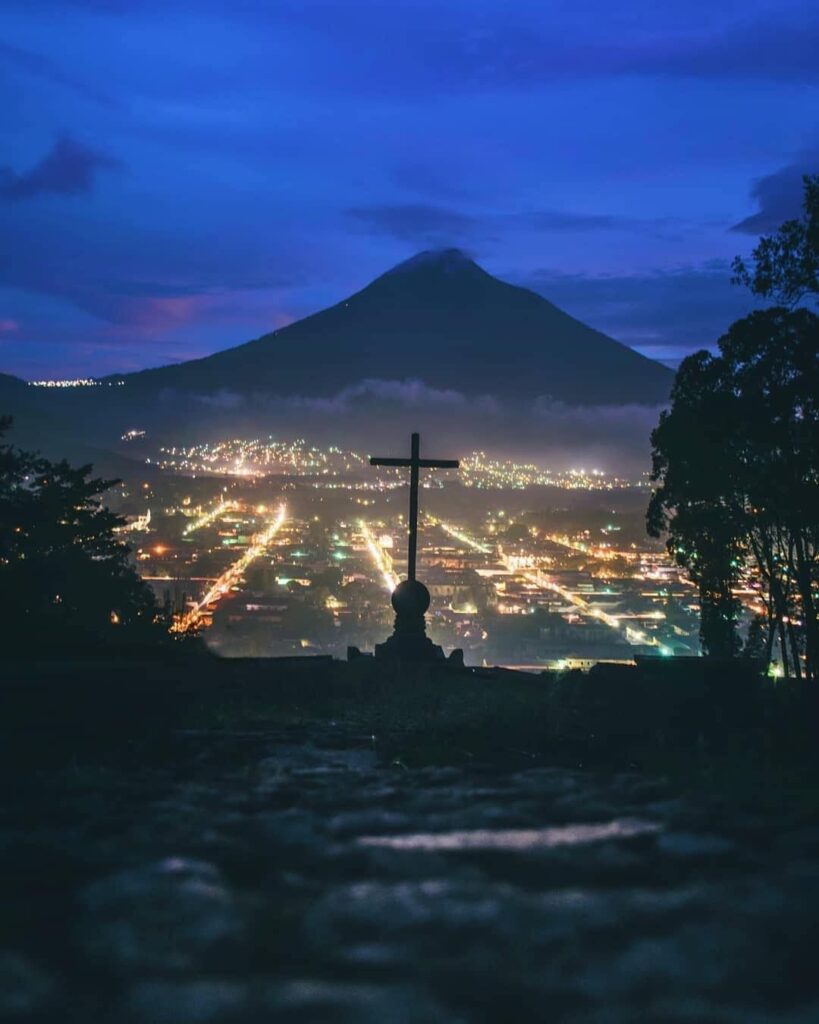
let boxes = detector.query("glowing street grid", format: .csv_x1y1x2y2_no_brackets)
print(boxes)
120,442,728,665
169,504,288,633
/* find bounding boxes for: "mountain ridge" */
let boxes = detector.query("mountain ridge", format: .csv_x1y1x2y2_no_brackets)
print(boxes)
114,248,673,406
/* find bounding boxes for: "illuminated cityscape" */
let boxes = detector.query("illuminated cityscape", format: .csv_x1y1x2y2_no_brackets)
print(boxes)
27,379,126,388
114,434,722,667
459,452,645,491
147,436,646,491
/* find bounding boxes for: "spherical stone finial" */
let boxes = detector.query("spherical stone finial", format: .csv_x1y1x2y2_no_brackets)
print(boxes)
391,579,430,617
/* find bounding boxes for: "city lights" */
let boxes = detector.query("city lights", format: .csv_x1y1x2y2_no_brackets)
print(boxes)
126,431,704,664
28,379,125,388
183,499,238,536
172,504,287,633
150,436,643,492
359,519,399,592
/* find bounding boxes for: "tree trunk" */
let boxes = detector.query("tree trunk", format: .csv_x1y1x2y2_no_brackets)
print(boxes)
792,532,818,683
787,618,803,682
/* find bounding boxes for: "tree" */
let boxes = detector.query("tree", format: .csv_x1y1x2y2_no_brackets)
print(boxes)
649,175,819,678
732,174,819,307
0,418,169,654
647,354,746,657
647,311,818,675
719,308,819,680
648,309,819,676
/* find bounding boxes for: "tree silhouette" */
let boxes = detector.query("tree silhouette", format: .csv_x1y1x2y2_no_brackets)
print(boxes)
721,308,819,680
647,355,746,657
732,174,818,306
0,417,169,655
650,177,819,679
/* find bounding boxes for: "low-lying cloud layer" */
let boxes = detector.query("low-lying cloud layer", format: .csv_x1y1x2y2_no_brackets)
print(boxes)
182,377,663,475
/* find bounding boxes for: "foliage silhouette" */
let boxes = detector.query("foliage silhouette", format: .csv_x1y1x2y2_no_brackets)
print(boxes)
0,417,173,655
651,178,819,678
647,354,746,657
732,174,818,306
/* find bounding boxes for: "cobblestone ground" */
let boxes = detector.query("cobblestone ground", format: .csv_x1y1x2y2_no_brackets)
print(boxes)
3,727,819,1023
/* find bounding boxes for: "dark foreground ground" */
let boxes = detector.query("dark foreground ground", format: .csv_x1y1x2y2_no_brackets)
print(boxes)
3,656,819,1023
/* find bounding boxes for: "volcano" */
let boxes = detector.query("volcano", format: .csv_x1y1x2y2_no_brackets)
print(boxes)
117,249,673,406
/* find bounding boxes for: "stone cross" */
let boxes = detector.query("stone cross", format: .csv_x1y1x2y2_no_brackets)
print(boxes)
370,432,459,581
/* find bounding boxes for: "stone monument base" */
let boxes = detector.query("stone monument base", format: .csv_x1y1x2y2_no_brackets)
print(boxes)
374,631,445,662
351,578,463,665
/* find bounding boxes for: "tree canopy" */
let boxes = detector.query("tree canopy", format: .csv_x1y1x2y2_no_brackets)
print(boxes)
732,174,819,307
0,418,171,655
650,178,819,679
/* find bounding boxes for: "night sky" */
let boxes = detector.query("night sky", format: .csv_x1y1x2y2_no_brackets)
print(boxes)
2,0,817,380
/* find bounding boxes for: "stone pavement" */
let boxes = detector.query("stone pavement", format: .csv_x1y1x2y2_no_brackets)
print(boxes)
3,726,819,1022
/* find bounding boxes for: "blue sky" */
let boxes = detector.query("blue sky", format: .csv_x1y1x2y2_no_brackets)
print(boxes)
1,0,817,379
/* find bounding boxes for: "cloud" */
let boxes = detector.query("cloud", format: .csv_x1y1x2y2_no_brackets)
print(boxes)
0,137,121,201
650,19,819,84
523,262,762,359
389,161,476,202
178,376,659,473
732,151,819,233
0,41,116,106
0,200,303,329
346,204,485,246
251,3,819,93
310,377,475,410
347,203,681,247
194,378,491,414
523,211,686,238
526,211,622,232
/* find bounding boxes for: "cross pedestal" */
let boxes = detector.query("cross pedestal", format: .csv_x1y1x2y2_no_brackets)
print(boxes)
375,576,444,661
369,432,459,662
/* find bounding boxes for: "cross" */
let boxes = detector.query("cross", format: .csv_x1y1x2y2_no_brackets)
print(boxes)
370,432,459,581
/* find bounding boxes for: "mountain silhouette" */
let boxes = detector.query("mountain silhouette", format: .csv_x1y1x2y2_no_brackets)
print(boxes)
117,249,672,405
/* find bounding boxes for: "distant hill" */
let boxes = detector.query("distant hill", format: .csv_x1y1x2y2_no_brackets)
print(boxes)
117,249,673,406
0,373,53,442
0,372,28,400
0,374,152,476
